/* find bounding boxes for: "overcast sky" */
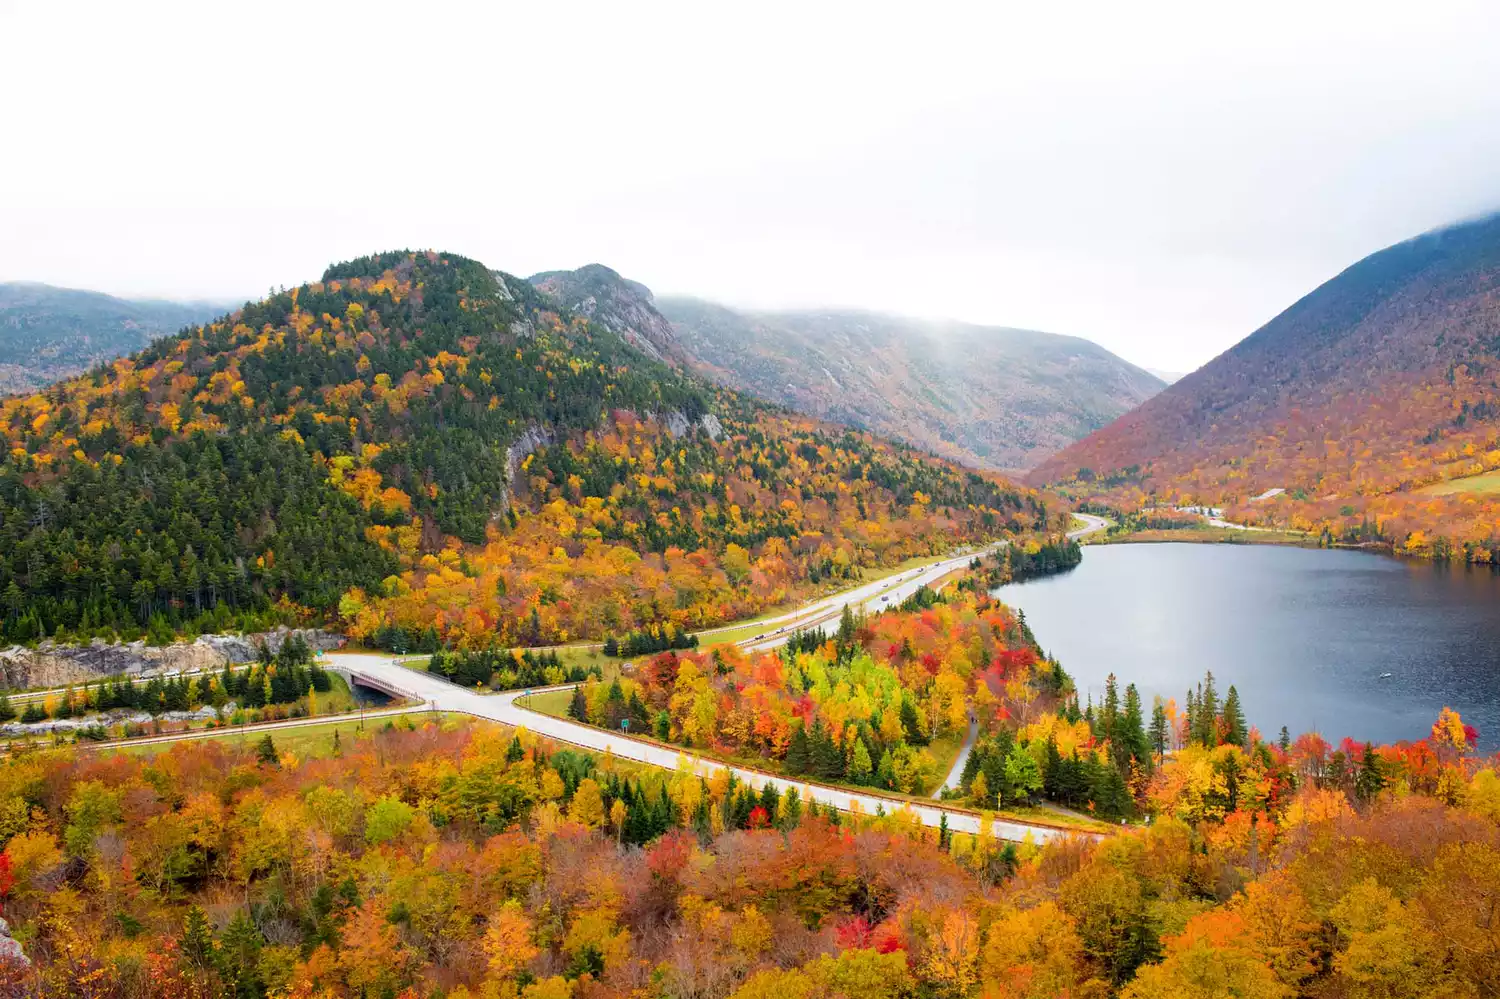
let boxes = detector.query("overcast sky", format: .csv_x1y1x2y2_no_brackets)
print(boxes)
4,1,1500,371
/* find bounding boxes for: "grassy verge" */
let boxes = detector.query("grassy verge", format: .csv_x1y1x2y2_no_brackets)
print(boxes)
112,710,429,758
520,688,574,718
1102,525,1311,546
1415,470,1500,496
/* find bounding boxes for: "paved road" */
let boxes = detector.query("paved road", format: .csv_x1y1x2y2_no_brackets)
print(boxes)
327,653,1094,844
738,517,1105,654
1068,512,1110,539
935,716,978,798
58,525,1108,843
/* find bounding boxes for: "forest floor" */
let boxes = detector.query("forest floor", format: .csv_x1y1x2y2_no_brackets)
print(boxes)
1102,524,1312,546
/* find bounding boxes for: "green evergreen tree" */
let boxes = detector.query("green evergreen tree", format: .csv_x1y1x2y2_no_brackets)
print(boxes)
1120,683,1149,771
1222,685,1247,748
179,904,216,968
255,733,278,766
568,684,589,722
785,723,811,774
1355,742,1386,803
1148,696,1169,763
217,909,264,999
899,698,927,745
779,787,802,830
1101,673,1120,743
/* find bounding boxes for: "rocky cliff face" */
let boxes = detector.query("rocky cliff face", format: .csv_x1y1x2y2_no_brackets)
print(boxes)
528,265,685,365
0,627,343,689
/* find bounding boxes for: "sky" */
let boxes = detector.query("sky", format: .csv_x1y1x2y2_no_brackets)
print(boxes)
4,1,1500,372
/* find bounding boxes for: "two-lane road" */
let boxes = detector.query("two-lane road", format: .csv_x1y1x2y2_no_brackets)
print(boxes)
328,653,1097,844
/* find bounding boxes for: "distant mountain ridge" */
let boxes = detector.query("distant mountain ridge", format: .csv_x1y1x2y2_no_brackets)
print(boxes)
1033,211,1500,561
0,282,227,393
658,299,1164,472
525,266,1164,471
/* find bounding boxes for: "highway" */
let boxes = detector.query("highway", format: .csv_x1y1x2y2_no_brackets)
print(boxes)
327,653,1097,843
54,520,1112,843
320,518,1114,845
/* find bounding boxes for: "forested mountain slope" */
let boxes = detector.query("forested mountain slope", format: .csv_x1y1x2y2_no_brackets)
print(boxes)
529,264,685,366
0,282,224,393
524,266,1163,472
658,296,1164,472
0,251,1048,648
1033,212,1500,561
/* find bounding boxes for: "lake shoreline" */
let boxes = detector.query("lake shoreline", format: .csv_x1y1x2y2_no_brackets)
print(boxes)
996,542,1500,751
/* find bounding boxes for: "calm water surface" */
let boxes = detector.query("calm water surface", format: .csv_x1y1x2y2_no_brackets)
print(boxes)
997,544,1500,749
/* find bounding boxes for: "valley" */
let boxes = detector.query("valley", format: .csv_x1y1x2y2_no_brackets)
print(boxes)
1035,212,1500,564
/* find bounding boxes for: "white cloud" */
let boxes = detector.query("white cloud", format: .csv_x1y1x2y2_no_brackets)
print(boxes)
3,0,1498,370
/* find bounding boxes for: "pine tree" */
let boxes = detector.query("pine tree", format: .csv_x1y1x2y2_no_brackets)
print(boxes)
758,782,780,826
217,910,264,996
1120,683,1149,771
1355,742,1386,803
1198,672,1220,746
1278,726,1291,752
568,684,589,722
1148,696,1169,762
785,723,811,774
1101,673,1120,743
1222,685,1247,748
1042,736,1063,797
899,698,927,745
837,603,857,647
938,812,951,850
180,904,216,968
779,787,802,830
256,734,278,766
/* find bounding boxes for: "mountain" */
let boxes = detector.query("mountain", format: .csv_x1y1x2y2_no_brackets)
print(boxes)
1032,211,1500,560
0,282,226,393
0,251,1049,648
528,264,685,365
657,299,1164,472
524,267,1162,472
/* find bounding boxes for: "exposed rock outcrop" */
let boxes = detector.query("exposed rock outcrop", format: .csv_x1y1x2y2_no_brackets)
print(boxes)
0,916,28,967
528,264,685,365
0,627,343,689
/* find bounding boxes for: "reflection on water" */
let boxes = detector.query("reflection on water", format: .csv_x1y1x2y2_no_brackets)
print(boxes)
997,544,1500,749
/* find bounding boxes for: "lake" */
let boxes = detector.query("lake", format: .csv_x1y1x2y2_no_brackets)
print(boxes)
997,543,1500,750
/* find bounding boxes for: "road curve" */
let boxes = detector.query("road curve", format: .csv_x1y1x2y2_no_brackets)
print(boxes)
327,653,1098,844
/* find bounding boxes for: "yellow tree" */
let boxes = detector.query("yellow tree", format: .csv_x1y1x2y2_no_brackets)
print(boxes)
484,900,539,979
